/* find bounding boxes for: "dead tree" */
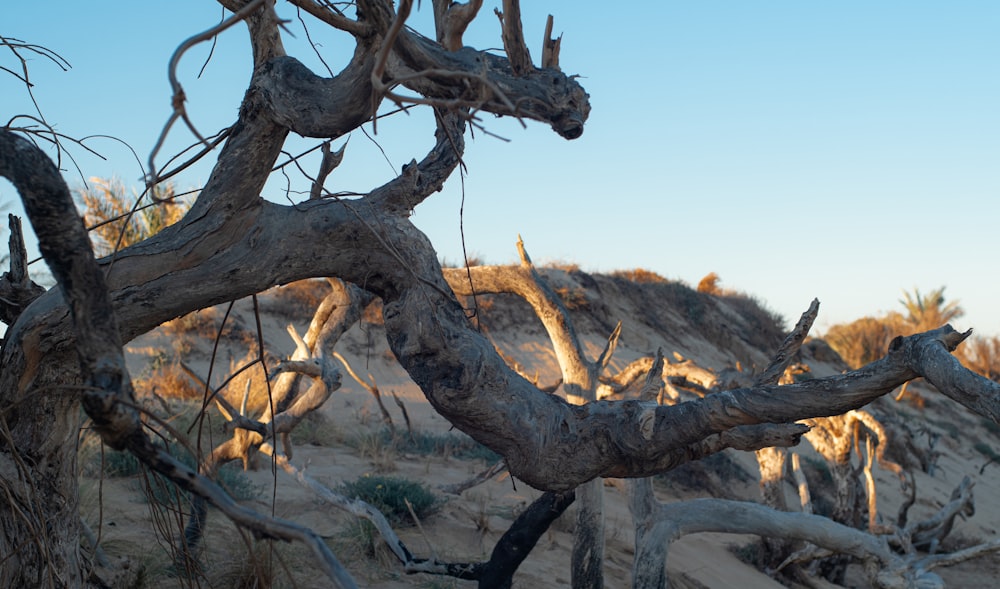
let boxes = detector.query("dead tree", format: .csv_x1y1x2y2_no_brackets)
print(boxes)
445,237,633,588
5,1,1000,587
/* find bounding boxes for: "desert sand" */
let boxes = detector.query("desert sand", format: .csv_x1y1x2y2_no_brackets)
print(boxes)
84,273,1000,588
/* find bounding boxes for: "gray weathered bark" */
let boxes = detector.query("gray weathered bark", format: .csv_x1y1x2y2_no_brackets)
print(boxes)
5,0,1000,586
444,238,612,589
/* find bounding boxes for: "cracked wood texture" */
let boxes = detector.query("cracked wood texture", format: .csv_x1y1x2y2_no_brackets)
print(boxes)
3,0,1000,586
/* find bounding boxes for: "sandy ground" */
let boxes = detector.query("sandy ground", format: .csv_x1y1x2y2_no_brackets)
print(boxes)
88,281,1000,588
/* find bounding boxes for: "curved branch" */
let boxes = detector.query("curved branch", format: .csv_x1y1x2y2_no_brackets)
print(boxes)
384,25,589,138
288,0,370,36
0,129,358,589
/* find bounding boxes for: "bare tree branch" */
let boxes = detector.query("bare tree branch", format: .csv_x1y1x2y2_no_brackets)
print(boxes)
494,0,533,76
433,0,484,51
0,214,45,325
0,129,358,588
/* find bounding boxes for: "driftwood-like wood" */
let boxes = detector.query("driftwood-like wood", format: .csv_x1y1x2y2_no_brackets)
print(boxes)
5,0,1000,586
445,238,611,589
0,129,358,589
0,214,46,325
754,300,819,567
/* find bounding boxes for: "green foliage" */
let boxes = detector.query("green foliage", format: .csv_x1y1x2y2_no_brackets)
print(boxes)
339,474,439,525
291,411,342,447
401,429,501,462
981,418,1000,438
137,449,261,505
100,449,142,478
350,428,500,462
802,456,833,485
973,442,998,459
730,541,764,567
80,438,260,504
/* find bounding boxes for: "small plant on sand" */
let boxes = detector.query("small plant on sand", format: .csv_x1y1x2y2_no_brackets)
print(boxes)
554,286,588,310
291,411,341,447
338,519,397,567
130,445,261,506
339,474,439,525
352,428,500,463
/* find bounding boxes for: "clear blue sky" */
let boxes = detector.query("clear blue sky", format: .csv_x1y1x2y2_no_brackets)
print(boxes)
3,1,999,336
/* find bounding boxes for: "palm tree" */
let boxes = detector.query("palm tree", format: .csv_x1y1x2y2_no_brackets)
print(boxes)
899,286,964,332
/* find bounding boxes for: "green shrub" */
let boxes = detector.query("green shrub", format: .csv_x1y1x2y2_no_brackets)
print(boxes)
974,442,1000,461
350,428,500,463
339,474,438,525
98,449,142,477
131,445,261,505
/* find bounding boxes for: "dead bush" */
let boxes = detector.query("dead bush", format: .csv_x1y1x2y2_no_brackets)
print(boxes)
610,268,669,284
262,279,331,319
134,360,203,401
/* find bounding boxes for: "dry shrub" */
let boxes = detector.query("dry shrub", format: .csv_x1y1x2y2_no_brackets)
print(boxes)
440,253,485,268
610,267,669,284
160,307,257,356
262,279,330,319
555,286,588,310
161,308,223,340
462,293,496,330
824,313,907,369
208,540,278,589
717,291,786,351
696,272,721,295
543,260,581,273
361,298,384,326
656,452,752,499
957,335,1000,381
79,177,190,255
135,360,203,401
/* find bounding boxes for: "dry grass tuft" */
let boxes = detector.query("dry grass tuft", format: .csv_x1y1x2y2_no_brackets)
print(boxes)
262,279,331,319
554,286,589,310
543,260,581,273
610,268,669,284
134,359,203,401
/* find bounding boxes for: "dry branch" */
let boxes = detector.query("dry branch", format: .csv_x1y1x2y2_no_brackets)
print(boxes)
444,238,611,588
433,0,484,51
541,15,562,69
8,2,1000,585
495,0,533,76
0,129,358,589
0,214,45,325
